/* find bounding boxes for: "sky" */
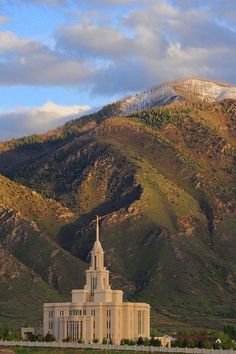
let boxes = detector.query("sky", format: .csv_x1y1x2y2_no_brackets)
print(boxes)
0,0,236,140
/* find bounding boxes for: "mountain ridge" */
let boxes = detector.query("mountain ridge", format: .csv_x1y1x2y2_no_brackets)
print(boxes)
119,77,236,116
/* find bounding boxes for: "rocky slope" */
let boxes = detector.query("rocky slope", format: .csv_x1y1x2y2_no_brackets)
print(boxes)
0,78,236,330
0,177,87,327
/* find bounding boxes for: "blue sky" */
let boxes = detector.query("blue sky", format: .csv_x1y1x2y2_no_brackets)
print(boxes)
0,0,236,139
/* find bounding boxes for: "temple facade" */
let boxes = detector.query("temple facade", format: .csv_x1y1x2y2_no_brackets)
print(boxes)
43,216,150,344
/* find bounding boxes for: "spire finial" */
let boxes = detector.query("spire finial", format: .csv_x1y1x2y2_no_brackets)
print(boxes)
96,215,99,242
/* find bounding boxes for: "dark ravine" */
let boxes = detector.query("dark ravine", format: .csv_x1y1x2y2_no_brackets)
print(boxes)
0,77,236,330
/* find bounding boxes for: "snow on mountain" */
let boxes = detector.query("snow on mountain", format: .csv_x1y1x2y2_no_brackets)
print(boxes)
120,78,236,115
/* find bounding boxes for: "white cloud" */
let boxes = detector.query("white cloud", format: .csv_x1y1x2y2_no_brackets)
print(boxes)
38,101,90,117
0,31,29,52
0,31,94,86
0,0,236,97
0,101,91,140
56,23,133,59
55,0,236,95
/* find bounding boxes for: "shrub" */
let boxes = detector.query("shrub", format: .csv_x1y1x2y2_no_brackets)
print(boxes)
128,339,136,345
173,339,184,347
213,342,221,349
102,337,108,344
137,336,144,345
120,338,136,345
223,325,236,340
203,341,212,349
143,338,150,346
37,335,44,342
183,339,196,348
93,338,99,343
44,332,56,342
150,337,161,347
62,337,70,342
25,332,37,342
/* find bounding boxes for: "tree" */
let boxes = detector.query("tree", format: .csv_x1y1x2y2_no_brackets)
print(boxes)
224,325,236,340
215,331,232,349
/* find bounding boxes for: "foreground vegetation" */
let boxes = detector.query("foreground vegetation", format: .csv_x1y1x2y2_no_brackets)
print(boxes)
1,325,236,350
8,350,147,354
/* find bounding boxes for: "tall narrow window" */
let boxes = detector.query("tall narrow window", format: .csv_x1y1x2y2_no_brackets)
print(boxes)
95,256,97,269
138,310,142,334
80,321,83,340
91,277,97,291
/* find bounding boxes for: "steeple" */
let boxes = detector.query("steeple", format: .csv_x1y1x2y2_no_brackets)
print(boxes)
89,215,106,271
92,215,103,254
96,215,99,242
84,215,111,294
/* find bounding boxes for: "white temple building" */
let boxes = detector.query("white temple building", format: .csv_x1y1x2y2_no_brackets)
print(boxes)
43,216,150,344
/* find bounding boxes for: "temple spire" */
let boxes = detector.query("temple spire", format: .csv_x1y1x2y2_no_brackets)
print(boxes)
96,215,99,242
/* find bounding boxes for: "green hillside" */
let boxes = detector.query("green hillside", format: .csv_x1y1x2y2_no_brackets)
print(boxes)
0,246,61,328
0,95,236,330
0,175,76,239
0,177,87,327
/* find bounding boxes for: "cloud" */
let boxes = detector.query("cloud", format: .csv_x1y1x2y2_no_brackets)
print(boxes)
1,0,236,97
0,15,7,23
55,0,236,95
0,101,91,140
0,31,94,86
56,23,134,60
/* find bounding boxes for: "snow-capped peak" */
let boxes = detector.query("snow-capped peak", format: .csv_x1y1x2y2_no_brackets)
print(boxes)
119,77,236,115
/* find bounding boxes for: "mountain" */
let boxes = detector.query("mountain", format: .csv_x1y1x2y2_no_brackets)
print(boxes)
119,77,236,115
0,77,236,330
0,176,86,327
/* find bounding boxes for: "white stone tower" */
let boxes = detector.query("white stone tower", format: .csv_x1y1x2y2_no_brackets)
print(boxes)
84,216,111,297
